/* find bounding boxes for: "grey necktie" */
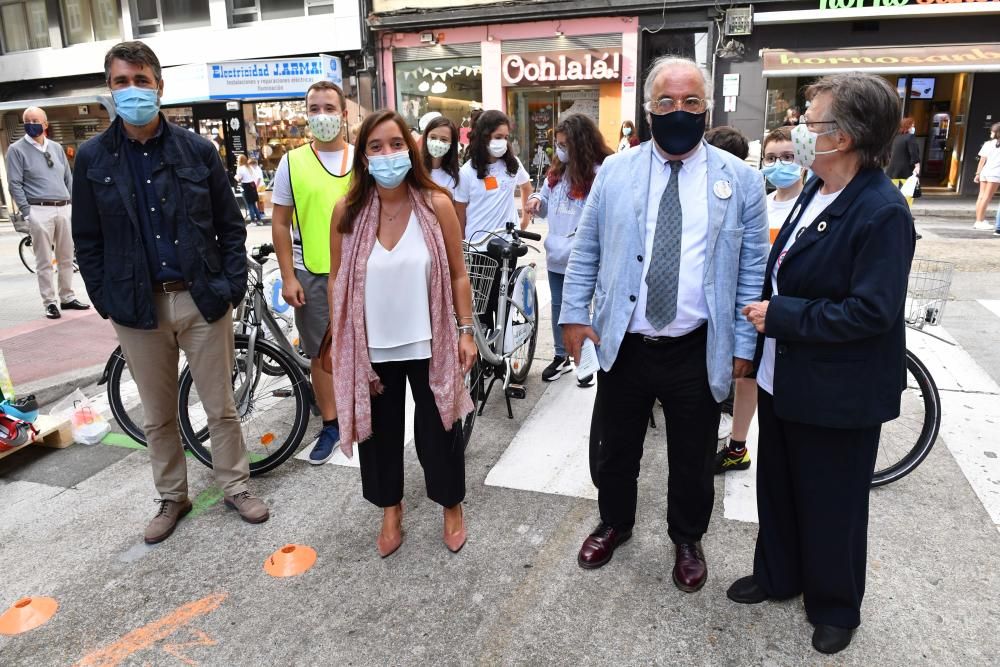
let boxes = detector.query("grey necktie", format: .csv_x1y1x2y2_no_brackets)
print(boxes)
644,159,684,330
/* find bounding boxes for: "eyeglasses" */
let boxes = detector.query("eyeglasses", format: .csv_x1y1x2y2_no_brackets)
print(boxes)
43,151,53,168
644,96,712,116
762,153,796,167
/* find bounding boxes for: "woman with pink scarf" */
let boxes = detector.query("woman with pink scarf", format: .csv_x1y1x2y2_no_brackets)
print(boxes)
328,110,477,558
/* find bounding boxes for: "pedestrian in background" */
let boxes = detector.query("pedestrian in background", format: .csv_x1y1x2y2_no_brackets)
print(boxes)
525,113,611,386
618,120,639,152
73,41,268,544
973,122,1000,231
730,73,915,655
247,158,266,219
7,106,89,319
562,56,767,593
782,107,800,127
329,110,476,558
886,117,921,207
235,154,264,225
270,80,353,465
421,115,461,196
705,126,749,161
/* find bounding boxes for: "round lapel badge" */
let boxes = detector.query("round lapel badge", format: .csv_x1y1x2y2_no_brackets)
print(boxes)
714,180,733,200
817,221,828,232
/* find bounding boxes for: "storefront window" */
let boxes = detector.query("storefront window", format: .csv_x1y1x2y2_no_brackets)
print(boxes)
252,100,309,174
507,88,600,176
394,57,483,134
1,1,50,52
60,0,121,45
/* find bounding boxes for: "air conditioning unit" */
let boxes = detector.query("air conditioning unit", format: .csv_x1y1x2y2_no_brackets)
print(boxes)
420,32,436,44
724,8,753,37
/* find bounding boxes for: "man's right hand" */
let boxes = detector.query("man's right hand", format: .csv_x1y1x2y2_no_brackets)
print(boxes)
562,323,600,365
282,274,306,308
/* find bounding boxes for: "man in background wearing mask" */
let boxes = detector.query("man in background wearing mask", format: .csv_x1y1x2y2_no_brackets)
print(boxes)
560,56,768,592
7,106,89,319
72,41,269,544
270,81,351,465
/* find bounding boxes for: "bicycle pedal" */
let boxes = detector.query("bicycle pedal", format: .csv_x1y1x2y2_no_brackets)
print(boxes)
505,385,526,399
271,389,293,398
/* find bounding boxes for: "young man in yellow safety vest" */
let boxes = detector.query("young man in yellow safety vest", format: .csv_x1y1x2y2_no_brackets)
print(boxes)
271,80,353,464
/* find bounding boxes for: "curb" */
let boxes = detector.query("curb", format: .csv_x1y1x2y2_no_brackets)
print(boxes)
13,362,106,410
912,208,997,220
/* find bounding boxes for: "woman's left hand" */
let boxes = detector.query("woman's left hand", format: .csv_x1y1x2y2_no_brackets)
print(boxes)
743,300,769,333
458,334,478,374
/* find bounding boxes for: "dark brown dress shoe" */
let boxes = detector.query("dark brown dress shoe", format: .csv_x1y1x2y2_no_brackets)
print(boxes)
577,523,632,570
812,624,855,654
672,542,707,592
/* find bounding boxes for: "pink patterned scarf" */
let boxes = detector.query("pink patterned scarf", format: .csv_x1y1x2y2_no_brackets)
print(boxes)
330,185,473,457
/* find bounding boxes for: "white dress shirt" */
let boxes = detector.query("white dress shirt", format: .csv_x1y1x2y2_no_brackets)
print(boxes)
628,142,709,337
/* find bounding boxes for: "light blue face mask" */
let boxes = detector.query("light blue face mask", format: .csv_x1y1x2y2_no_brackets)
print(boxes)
368,151,411,189
112,86,160,126
762,162,803,189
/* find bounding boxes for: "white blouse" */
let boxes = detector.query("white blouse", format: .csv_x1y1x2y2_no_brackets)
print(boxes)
365,212,432,363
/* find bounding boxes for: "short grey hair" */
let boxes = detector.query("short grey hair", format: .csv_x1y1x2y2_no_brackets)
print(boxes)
22,106,46,122
805,74,901,170
643,56,711,102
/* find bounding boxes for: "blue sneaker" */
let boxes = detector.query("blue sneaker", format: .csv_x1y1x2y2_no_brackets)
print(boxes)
308,423,339,465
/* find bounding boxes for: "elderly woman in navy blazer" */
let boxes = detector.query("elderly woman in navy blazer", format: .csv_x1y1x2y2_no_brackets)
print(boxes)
729,74,916,655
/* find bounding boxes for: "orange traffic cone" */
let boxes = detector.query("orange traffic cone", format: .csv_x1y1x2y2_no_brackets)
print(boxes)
263,544,317,577
0,597,58,635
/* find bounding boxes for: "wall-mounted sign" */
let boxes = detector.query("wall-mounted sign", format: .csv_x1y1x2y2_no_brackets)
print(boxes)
502,50,622,86
819,0,999,9
207,55,343,100
763,44,1000,75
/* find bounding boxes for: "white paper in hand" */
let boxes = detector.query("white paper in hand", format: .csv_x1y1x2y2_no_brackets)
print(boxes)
575,338,600,381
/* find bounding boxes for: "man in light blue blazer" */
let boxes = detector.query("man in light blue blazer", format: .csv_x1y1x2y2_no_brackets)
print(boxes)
561,56,768,592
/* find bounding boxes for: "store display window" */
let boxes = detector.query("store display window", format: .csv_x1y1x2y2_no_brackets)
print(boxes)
394,57,483,135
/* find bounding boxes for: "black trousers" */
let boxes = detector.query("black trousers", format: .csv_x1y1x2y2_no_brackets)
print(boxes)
594,328,721,544
753,388,879,629
358,359,465,508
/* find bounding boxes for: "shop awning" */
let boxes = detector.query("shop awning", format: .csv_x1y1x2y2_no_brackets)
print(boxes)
762,44,1000,77
0,94,113,114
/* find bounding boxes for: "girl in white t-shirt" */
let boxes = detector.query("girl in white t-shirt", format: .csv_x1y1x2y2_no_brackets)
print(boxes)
974,122,1000,230
453,110,532,242
420,115,460,196
715,126,805,474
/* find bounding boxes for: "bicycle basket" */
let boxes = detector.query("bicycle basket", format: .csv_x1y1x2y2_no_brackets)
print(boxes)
906,258,954,328
463,244,498,315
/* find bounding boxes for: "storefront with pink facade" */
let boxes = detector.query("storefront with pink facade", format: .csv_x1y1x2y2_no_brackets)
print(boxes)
378,17,639,170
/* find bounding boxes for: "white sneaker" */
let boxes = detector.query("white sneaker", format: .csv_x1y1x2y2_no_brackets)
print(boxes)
718,413,733,441
973,220,994,231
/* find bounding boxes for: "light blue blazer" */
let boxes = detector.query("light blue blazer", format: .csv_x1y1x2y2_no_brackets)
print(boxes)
559,139,768,402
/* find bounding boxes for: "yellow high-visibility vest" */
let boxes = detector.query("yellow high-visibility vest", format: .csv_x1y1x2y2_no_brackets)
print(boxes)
288,143,352,274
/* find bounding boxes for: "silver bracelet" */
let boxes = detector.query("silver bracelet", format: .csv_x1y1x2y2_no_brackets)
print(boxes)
458,325,475,336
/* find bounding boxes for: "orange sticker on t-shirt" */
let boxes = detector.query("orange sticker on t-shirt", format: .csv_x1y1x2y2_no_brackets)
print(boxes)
484,176,499,190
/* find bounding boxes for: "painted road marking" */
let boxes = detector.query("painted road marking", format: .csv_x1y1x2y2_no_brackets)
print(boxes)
74,592,226,667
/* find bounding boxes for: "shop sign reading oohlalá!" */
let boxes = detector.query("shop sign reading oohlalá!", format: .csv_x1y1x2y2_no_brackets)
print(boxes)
819,0,1000,9
503,51,622,85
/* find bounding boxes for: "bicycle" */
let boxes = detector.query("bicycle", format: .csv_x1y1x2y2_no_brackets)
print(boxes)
587,257,951,489
460,222,542,449
101,243,315,475
18,233,79,275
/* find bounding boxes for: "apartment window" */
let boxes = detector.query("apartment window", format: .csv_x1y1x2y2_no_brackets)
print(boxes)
230,0,334,25
132,0,211,35
0,1,50,52
61,0,121,45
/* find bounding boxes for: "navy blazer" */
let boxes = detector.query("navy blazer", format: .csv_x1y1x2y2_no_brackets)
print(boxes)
755,168,916,429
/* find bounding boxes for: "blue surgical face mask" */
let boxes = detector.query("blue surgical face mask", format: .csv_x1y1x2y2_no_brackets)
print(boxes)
622,126,632,136
24,122,44,138
368,151,411,189
112,86,160,126
762,162,803,189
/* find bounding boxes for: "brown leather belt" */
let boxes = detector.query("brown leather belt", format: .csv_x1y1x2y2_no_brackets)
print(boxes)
28,199,70,207
153,280,188,293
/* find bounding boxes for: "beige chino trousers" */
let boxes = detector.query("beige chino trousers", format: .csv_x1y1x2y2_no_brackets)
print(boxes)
112,291,250,501
28,204,76,306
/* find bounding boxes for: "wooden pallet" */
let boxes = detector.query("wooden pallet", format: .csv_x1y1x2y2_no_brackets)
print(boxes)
0,414,73,461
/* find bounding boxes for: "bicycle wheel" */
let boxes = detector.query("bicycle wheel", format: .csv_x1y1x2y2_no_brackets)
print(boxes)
104,347,148,445
19,236,35,274
462,358,484,451
507,272,538,384
872,350,940,487
177,334,310,476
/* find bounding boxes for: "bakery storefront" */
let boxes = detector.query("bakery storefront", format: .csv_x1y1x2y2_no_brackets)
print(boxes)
710,1,1000,195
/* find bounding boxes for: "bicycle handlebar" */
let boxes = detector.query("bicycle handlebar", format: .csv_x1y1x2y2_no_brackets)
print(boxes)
517,230,541,242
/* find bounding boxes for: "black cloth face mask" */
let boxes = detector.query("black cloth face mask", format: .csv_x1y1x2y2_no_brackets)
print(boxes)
650,110,707,156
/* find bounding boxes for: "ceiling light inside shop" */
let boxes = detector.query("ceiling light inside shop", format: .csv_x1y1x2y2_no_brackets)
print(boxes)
431,81,448,94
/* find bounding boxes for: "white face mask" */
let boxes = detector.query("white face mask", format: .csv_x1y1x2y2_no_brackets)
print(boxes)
426,138,451,158
791,122,839,170
555,146,569,163
488,139,508,158
308,113,342,142
908,126,916,135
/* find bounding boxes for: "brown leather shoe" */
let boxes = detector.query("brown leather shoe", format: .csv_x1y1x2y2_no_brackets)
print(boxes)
144,498,193,544
224,491,270,524
577,523,632,570
672,542,707,592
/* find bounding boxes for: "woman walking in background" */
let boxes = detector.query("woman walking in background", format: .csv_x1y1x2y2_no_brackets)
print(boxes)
329,110,477,558
236,154,265,225
525,114,611,386
974,122,1000,231
886,117,920,207
421,115,461,196
617,120,639,152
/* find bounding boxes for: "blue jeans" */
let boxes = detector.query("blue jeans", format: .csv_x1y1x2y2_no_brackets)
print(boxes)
548,270,565,358
242,189,262,222
995,202,1000,231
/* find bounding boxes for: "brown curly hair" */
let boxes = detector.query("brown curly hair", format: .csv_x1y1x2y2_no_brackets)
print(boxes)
546,114,612,199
